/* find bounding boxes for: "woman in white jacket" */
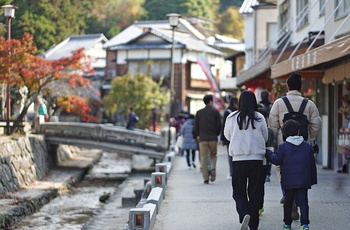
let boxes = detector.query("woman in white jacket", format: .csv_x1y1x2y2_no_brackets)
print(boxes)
224,90,268,230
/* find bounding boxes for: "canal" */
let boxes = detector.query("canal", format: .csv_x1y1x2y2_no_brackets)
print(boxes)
12,150,153,230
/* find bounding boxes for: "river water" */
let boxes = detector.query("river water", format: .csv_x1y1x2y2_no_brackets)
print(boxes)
12,151,140,230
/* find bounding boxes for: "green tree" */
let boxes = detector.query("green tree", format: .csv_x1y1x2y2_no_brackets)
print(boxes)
85,0,146,38
217,7,244,40
143,0,180,20
103,72,169,129
219,0,244,12
144,0,219,21
9,0,87,53
177,0,219,20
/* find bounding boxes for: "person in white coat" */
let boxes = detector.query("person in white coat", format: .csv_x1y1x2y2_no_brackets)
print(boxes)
224,90,268,230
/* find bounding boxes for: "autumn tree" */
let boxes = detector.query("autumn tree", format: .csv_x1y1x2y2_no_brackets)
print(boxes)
0,33,94,132
103,72,169,129
217,7,244,40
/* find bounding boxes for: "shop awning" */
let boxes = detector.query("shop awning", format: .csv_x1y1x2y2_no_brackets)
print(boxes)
271,34,350,79
236,54,271,86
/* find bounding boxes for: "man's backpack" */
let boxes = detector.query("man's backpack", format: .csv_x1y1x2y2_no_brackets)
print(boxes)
133,115,139,123
282,97,309,141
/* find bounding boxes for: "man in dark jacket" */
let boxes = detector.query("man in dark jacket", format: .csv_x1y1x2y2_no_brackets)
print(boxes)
194,94,222,184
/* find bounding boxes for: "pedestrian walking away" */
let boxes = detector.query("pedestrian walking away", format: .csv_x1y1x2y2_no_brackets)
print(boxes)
220,96,238,180
194,94,222,184
258,90,273,182
266,120,317,230
126,107,139,130
224,90,268,230
179,114,199,169
257,107,276,216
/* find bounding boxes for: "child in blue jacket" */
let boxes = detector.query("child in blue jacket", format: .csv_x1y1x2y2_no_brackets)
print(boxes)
266,120,317,230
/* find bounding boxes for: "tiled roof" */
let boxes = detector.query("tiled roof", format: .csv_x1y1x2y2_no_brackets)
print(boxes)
104,19,206,49
108,28,223,55
42,34,108,60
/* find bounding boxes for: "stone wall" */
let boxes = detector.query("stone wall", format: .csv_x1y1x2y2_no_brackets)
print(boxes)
0,135,78,195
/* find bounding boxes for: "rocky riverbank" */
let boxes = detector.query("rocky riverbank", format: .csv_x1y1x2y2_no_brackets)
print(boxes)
0,135,101,229
0,135,155,229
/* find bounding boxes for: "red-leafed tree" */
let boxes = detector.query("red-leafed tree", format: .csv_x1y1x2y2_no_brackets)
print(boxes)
57,95,98,123
0,33,96,133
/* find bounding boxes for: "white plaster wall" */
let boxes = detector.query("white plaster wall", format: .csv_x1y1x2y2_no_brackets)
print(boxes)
243,14,254,69
289,0,325,45
324,0,350,42
255,8,278,53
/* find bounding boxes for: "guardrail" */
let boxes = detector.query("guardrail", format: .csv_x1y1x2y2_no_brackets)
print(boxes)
38,122,168,159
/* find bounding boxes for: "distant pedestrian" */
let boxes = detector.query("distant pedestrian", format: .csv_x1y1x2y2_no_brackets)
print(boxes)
258,90,272,182
38,98,49,121
266,120,317,230
224,90,268,230
220,96,238,180
126,107,138,130
257,107,276,216
170,113,187,156
194,94,222,184
180,114,198,169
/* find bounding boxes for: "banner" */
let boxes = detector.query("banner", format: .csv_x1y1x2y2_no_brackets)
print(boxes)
196,54,224,111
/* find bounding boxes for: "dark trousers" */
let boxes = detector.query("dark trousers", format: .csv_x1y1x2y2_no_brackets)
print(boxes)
232,160,263,229
266,164,271,176
284,188,309,225
257,164,269,209
185,149,196,166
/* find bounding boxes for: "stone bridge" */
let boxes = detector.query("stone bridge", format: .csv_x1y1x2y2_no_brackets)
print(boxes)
37,122,169,160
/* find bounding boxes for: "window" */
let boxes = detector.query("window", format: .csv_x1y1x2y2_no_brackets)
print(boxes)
297,0,309,29
319,0,325,16
267,23,278,50
335,0,350,19
128,60,170,79
279,0,290,32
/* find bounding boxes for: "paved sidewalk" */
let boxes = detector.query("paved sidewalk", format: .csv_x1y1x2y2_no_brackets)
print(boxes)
153,145,350,230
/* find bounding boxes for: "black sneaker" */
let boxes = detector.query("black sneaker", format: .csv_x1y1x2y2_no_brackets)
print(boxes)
192,162,196,168
280,196,285,204
204,180,209,184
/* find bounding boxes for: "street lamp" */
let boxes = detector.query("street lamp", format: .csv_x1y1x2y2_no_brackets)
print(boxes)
166,13,181,147
2,5,16,135
166,13,181,117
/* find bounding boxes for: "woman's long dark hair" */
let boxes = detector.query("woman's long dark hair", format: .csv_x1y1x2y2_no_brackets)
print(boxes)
237,90,261,130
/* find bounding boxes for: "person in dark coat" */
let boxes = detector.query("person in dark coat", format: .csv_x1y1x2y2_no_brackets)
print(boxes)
180,114,198,169
220,96,238,179
194,94,222,184
266,120,317,230
126,107,138,130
